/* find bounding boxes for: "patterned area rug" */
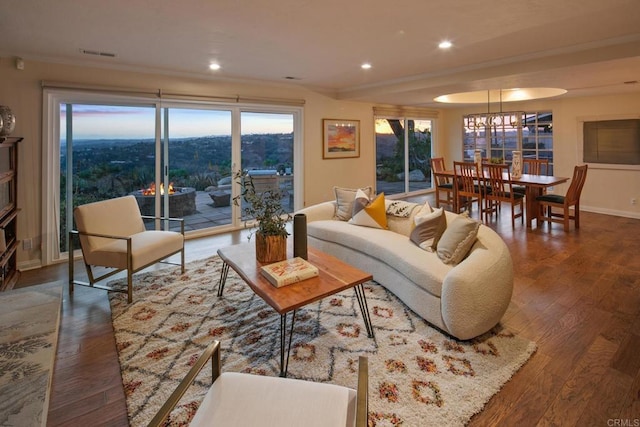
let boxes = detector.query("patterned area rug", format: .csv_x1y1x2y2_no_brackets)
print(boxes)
109,256,536,426
0,283,61,426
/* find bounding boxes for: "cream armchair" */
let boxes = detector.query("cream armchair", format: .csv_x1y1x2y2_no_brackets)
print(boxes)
69,195,185,303
148,341,368,427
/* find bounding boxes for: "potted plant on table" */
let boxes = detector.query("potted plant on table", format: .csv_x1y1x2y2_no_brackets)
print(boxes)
233,170,291,263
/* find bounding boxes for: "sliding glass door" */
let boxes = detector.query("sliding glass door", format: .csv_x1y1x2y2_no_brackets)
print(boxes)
59,103,156,254
162,107,233,230
44,90,303,265
375,118,434,196
240,112,295,220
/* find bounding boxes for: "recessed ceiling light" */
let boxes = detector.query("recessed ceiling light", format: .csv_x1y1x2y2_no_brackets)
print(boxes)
361,63,372,70
209,63,221,71
438,40,452,49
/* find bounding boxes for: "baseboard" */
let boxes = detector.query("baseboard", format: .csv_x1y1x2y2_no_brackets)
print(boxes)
581,205,640,220
18,259,43,271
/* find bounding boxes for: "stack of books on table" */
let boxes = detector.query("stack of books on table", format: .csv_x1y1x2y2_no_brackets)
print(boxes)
260,257,319,288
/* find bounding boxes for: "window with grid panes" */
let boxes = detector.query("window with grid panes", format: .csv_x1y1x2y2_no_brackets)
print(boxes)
463,111,553,174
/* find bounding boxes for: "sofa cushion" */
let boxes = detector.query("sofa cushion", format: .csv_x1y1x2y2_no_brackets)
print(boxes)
308,220,452,297
334,186,373,221
410,207,447,252
436,214,481,265
191,372,355,427
349,191,387,229
83,230,184,270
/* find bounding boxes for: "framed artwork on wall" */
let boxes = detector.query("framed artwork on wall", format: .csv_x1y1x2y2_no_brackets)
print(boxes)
322,119,360,159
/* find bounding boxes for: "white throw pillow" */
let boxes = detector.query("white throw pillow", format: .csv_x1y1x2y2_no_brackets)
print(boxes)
415,200,433,216
409,207,446,252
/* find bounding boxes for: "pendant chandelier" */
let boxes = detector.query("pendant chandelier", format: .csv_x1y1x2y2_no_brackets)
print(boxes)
464,89,524,130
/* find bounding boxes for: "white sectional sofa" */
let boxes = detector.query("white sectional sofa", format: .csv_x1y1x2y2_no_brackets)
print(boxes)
296,200,514,340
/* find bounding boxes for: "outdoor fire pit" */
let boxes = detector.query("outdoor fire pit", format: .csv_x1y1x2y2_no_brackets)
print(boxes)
131,183,197,217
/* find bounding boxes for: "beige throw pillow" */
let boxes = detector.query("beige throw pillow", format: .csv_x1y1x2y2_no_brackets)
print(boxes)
409,207,446,252
334,186,373,221
436,214,481,264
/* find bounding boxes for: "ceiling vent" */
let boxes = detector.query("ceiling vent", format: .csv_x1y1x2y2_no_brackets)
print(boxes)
79,48,116,58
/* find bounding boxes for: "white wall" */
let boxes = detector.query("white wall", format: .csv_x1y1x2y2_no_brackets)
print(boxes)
439,93,640,219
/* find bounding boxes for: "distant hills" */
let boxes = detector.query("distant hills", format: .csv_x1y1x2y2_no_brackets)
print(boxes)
61,133,295,174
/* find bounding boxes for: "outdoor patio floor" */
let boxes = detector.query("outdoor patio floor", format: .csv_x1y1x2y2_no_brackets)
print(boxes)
178,191,294,232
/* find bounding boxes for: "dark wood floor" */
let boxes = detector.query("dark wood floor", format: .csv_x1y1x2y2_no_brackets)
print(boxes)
18,198,640,426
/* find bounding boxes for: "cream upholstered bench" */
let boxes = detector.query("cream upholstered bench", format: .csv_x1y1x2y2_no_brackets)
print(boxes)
69,195,185,303
148,341,368,427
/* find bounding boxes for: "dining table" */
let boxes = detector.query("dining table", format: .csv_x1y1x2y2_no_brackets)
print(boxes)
435,170,569,228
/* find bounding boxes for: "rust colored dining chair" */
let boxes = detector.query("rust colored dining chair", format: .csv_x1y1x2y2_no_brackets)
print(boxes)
536,164,588,231
430,157,454,209
148,341,369,427
514,158,550,194
453,161,487,220
484,164,525,227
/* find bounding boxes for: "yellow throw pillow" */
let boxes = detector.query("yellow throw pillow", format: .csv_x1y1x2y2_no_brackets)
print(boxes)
349,191,388,229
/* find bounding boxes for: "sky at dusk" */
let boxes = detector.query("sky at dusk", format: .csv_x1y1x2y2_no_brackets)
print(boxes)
374,118,432,135
60,105,293,140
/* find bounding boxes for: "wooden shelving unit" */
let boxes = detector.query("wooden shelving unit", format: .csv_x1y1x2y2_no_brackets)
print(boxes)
0,136,22,291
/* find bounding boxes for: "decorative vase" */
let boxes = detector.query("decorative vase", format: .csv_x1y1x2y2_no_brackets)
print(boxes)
512,150,523,178
255,233,287,263
0,106,16,137
474,149,482,173
293,213,308,260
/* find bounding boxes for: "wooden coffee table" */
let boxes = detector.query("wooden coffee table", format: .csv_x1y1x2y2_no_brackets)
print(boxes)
216,243,375,377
